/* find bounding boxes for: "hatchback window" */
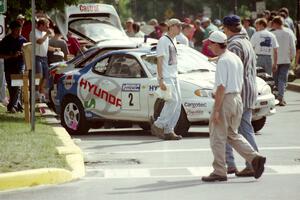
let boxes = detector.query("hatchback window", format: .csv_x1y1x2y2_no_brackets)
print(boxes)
69,19,127,42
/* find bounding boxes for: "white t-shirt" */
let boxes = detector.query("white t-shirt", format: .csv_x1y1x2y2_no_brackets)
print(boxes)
250,29,279,56
272,28,296,64
176,33,189,46
156,35,178,78
214,50,244,94
34,28,49,57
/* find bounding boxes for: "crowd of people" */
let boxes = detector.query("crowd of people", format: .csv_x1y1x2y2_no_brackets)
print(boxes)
0,5,298,183
0,12,83,113
125,7,297,107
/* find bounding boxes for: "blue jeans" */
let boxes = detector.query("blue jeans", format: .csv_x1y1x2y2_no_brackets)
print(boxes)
154,78,181,134
226,108,258,169
273,64,290,99
36,56,49,80
257,55,272,76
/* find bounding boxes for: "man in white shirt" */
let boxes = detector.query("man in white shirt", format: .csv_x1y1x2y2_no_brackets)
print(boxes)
31,18,60,102
201,31,266,182
250,18,279,75
271,16,296,106
151,18,182,140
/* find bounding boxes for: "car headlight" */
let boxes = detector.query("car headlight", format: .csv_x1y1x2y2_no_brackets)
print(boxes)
194,89,211,97
261,85,271,95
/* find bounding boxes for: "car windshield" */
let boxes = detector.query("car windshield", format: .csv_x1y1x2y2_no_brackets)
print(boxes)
141,45,215,75
69,19,127,42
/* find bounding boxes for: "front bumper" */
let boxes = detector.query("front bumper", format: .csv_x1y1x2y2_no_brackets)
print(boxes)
252,93,276,121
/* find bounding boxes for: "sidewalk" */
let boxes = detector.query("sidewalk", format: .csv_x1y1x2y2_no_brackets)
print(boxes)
0,104,85,191
287,81,300,92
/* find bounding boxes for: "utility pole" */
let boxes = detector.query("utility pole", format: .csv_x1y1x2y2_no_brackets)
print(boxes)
31,0,36,131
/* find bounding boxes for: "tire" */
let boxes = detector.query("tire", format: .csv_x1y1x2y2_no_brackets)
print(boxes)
251,116,266,133
153,98,190,136
61,96,89,135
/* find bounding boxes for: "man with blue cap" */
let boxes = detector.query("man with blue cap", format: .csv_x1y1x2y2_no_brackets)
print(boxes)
222,15,261,177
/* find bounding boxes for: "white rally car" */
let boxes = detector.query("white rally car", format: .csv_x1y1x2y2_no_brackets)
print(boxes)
56,45,276,135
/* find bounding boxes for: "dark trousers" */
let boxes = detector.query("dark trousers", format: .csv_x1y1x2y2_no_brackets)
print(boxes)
5,71,23,111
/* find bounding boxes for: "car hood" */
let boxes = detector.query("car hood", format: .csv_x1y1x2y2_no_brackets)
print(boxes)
179,72,215,89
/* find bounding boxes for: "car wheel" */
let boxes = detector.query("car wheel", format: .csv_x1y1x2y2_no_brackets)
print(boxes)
153,98,190,136
61,96,89,135
251,116,266,133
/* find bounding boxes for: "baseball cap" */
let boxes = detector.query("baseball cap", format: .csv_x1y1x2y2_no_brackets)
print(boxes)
223,15,241,26
166,18,182,27
201,17,210,24
208,31,227,43
126,17,134,23
17,14,25,19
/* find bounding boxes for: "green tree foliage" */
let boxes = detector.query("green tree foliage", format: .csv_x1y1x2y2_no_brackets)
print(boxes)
4,0,300,23
6,0,80,20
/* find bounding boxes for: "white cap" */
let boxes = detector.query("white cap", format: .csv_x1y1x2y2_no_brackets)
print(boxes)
201,17,210,24
166,18,182,27
126,17,134,23
17,14,25,19
208,31,227,43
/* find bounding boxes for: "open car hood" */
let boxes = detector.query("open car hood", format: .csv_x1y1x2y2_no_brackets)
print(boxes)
49,3,128,44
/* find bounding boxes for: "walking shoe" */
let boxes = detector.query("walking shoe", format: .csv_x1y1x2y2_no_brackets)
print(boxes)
202,173,227,182
251,155,266,179
164,132,182,140
235,168,254,177
151,124,164,139
227,166,238,174
278,100,286,106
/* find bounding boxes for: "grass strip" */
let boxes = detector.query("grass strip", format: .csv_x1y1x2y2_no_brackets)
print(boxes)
0,106,69,173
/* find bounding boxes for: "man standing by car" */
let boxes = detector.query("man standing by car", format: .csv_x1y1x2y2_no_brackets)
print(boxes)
0,21,27,113
151,18,182,140
223,15,260,177
202,31,266,182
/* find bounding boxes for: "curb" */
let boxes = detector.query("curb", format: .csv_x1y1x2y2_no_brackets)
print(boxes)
0,104,85,191
287,82,300,93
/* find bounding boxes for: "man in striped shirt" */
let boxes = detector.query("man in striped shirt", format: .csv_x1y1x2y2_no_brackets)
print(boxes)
222,15,259,177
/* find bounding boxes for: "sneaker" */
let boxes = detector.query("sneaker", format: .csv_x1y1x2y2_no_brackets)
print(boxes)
235,168,254,177
151,124,164,139
251,155,266,179
39,94,48,103
164,132,182,140
278,100,286,106
202,173,227,182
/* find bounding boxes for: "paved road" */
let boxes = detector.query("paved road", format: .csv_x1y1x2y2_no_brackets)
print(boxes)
1,91,300,200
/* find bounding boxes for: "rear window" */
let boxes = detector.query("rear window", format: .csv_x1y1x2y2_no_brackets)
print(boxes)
69,19,127,42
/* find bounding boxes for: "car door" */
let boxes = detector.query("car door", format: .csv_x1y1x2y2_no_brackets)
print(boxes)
103,54,150,121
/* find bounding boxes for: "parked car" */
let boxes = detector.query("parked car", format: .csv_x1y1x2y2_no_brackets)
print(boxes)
55,45,276,135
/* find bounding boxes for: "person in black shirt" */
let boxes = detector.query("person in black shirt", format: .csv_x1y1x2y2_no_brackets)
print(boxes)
0,21,27,113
